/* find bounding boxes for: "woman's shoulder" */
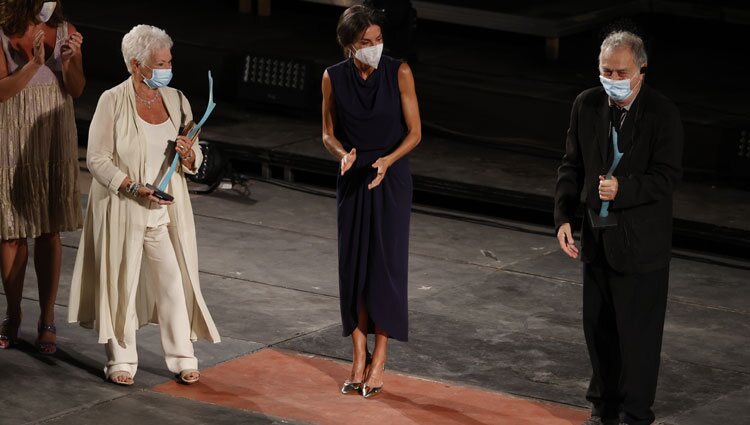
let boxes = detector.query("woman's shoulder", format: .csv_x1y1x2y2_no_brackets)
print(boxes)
381,55,404,70
159,85,185,99
104,79,131,96
381,55,408,82
326,58,350,76
96,80,132,110
159,86,191,112
382,55,403,65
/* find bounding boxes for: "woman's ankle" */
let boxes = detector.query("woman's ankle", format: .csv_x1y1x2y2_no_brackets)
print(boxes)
38,311,55,325
4,307,21,321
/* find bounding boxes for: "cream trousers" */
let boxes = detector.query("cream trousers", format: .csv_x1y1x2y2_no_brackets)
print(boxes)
104,224,197,378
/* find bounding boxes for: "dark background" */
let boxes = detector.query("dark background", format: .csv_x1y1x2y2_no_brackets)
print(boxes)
62,0,750,187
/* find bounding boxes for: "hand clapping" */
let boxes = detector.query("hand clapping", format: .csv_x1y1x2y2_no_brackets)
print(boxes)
61,32,83,63
368,157,390,190
31,30,45,65
340,148,356,176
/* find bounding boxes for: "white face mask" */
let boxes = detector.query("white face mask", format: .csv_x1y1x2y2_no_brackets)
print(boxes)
353,43,383,69
38,2,57,23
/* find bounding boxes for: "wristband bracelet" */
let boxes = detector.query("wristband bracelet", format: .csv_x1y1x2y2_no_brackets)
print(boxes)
126,181,141,198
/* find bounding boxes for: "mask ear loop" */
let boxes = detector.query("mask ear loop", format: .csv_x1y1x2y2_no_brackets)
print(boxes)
138,63,146,81
137,62,154,85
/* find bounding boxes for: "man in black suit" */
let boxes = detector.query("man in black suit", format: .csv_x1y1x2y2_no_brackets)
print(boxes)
554,31,683,425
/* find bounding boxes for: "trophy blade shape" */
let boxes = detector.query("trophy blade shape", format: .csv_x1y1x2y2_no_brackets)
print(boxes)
589,126,623,229
156,71,217,194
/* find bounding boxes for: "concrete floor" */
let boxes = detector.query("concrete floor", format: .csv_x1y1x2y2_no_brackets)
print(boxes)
0,174,748,424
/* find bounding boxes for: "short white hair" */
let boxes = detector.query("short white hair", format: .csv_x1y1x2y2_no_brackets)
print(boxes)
121,24,173,73
599,31,648,67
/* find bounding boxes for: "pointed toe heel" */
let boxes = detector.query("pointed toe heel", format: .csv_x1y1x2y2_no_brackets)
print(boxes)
341,380,362,394
361,383,383,398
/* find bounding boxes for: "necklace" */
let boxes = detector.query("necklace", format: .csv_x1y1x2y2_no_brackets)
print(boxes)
135,90,161,108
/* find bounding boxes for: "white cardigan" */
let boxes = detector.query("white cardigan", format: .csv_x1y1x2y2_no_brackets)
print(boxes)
68,78,220,344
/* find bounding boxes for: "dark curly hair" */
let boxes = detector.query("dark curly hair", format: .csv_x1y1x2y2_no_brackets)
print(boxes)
0,0,65,36
336,4,384,57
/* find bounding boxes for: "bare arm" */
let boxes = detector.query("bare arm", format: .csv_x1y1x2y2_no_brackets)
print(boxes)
321,70,347,160
0,31,43,102
368,62,422,190
322,70,357,175
60,23,85,98
388,62,421,164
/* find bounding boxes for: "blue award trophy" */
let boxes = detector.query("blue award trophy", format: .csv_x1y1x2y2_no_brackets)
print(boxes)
588,125,623,228
147,71,217,201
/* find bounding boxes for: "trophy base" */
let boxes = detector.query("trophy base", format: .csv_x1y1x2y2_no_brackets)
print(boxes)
588,208,618,229
146,184,174,202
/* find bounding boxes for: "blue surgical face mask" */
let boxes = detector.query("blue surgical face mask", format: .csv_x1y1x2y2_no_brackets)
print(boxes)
599,75,640,101
142,65,173,89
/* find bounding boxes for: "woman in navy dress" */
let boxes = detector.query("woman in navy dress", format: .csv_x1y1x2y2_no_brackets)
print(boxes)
322,5,421,398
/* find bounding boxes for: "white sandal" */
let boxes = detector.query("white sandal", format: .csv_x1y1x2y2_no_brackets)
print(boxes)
109,371,134,386
178,369,200,384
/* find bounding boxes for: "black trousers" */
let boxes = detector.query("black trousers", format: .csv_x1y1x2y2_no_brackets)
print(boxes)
583,244,669,425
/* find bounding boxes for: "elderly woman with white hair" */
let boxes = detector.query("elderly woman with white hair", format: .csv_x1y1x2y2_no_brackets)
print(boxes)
68,24,220,386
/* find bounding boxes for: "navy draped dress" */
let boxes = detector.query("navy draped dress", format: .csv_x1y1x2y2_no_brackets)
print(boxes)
327,55,412,342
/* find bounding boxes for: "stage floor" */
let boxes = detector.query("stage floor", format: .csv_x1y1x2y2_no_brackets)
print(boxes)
1,171,747,425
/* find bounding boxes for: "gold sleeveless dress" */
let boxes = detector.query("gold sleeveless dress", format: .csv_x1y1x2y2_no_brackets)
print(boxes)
0,23,82,239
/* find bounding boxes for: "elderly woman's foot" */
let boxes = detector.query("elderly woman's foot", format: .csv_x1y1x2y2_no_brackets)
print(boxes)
109,371,134,386
178,369,200,384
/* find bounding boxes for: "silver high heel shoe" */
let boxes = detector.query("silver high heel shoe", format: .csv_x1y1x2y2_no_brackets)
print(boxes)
340,380,362,394
361,382,383,398
361,364,385,399
341,350,372,394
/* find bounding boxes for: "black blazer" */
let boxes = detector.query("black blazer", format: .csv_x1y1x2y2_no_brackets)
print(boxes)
554,85,683,274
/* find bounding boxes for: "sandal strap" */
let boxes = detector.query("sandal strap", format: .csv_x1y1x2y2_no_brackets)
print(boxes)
109,371,132,379
1,316,20,327
37,323,57,334
109,371,134,385
0,317,21,337
179,369,200,382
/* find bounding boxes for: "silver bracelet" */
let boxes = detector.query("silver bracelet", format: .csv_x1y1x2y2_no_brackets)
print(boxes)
126,181,142,198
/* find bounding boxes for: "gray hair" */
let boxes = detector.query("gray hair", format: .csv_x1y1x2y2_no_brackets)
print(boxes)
599,31,648,67
121,24,173,74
